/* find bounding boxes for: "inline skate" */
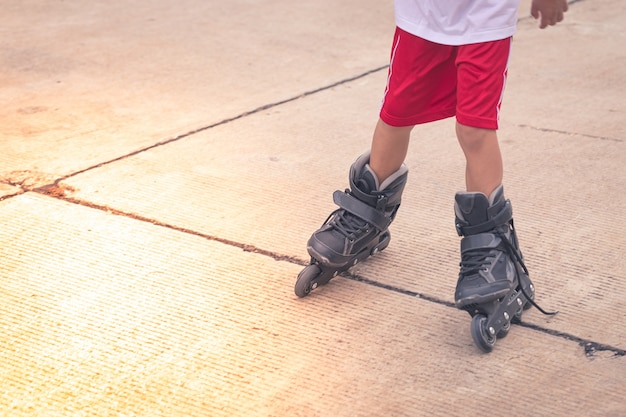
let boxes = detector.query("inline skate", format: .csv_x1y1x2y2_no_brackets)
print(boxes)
295,151,408,297
454,185,554,352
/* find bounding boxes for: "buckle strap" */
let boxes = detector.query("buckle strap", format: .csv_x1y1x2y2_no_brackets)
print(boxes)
333,190,391,232
460,233,501,254
456,200,513,236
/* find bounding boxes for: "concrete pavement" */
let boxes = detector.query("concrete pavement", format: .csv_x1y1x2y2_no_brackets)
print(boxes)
1,0,625,416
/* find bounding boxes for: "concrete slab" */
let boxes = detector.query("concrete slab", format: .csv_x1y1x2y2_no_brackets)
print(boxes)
0,193,624,416
0,0,394,186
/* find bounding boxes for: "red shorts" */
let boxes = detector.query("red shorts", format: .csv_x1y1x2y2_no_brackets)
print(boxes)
380,27,512,130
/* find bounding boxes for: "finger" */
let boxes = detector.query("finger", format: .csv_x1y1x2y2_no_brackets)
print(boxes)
550,10,563,26
556,11,564,23
531,4,539,19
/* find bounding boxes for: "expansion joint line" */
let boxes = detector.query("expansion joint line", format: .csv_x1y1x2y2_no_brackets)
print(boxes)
340,270,626,358
2,65,388,200
56,65,390,184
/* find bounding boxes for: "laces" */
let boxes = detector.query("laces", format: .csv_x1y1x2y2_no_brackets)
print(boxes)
323,208,370,240
459,250,494,276
496,227,559,317
458,222,558,317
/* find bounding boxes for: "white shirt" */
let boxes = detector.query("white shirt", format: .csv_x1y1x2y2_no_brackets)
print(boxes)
395,0,520,45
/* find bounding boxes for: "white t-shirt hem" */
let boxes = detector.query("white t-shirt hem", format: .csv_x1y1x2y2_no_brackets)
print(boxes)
396,18,516,45
394,0,519,46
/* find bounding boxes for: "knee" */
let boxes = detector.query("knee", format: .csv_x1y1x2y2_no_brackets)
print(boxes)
456,123,497,153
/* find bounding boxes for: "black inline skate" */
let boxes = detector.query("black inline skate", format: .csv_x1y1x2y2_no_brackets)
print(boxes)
295,152,408,297
454,185,555,352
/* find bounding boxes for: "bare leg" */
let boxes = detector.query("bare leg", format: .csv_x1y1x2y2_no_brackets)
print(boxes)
456,122,503,196
369,118,413,184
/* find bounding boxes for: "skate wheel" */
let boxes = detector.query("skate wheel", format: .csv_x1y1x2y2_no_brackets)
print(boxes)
294,264,321,298
497,320,511,339
471,314,496,353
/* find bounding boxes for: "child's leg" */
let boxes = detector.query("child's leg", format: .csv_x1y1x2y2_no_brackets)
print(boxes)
455,37,511,196
369,119,413,184
455,123,503,197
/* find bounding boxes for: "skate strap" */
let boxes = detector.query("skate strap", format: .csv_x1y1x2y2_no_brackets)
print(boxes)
456,201,513,236
460,233,501,254
333,190,391,232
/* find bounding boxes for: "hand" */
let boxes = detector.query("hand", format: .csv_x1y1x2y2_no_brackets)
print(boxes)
531,0,569,29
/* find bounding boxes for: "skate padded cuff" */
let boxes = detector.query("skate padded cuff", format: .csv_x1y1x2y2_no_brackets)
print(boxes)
456,201,513,236
333,190,391,232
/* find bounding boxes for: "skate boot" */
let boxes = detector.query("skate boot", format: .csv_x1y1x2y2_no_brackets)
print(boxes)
454,185,540,352
295,151,408,297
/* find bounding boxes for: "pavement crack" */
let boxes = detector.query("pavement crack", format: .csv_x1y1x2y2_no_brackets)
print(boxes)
518,124,624,143
341,271,626,358
31,189,625,359
0,190,24,201
57,65,390,183
6,66,388,202
33,191,307,267
518,321,626,358
344,272,456,307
